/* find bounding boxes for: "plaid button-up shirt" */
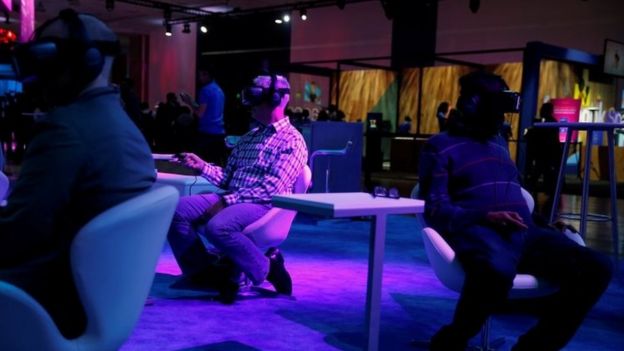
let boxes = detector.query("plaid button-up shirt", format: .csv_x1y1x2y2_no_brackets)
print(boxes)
200,117,308,205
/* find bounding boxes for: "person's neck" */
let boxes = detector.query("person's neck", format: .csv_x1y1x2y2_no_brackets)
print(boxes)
256,109,285,126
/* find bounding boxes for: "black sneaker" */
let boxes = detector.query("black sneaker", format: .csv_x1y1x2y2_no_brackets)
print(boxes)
265,247,292,295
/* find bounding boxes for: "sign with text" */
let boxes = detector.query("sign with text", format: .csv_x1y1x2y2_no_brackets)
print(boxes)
552,98,581,142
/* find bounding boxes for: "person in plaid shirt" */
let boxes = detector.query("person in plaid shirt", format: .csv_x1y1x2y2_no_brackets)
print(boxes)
168,74,308,303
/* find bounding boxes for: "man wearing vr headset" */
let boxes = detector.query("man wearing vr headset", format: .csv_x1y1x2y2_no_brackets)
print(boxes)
0,9,155,338
418,71,612,351
169,74,307,303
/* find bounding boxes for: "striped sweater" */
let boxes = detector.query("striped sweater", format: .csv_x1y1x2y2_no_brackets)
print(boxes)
418,132,531,235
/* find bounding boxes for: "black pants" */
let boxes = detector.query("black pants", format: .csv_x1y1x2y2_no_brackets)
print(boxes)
434,224,613,351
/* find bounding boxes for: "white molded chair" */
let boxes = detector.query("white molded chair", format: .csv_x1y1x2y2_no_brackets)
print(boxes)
0,185,180,351
243,165,312,249
421,187,585,350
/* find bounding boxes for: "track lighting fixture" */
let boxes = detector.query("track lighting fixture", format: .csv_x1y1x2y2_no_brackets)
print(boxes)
300,9,307,21
165,22,172,36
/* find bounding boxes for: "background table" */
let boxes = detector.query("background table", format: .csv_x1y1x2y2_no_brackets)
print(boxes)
272,192,424,351
534,122,619,257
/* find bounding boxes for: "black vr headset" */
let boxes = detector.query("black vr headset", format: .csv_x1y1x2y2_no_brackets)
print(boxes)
10,9,120,104
241,74,290,107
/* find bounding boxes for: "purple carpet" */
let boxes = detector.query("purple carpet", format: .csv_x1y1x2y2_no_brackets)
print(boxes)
121,215,624,351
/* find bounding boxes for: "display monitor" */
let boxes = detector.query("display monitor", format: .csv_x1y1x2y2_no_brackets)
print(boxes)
366,112,383,132
603,39,624,78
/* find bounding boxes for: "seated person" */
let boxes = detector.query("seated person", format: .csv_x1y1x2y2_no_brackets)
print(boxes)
418,71,613,351
168,74,308,303
0,9,155,338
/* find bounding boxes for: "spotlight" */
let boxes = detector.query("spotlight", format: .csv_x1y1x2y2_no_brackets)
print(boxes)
337,0,346,10
469,0,480,13
182,23,191,34
165,22,172,36
163,6,172,21
283,14,290,23
300,9,307,21
105,0,114,11
275,18,283,24
200,25,208,33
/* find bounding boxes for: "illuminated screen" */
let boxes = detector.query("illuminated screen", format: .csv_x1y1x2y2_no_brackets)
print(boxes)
288,73,330,110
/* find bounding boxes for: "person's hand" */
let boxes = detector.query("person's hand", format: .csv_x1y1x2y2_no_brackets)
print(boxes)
172,152,205,173
486,211,528,230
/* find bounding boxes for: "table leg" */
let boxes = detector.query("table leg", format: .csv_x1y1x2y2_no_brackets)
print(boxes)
607,132,619,258
580,131,593,238
550,128,573,223
365,214,387,351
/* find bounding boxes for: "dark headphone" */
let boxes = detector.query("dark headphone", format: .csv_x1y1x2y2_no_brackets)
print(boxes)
241,74,290,107
12,9,120,104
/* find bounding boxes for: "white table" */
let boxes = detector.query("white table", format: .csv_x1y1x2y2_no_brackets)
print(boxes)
156,172,221,196
272,192,425,351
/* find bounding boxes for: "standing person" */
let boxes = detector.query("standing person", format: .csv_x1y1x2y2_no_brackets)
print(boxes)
181,64,226,165
154,92,182,152
169,74,308,303
418,71,612,351
0,9,155,338
436,101,450,132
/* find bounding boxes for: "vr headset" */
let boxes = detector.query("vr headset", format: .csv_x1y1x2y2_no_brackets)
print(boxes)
241,74,290,107
11,38,120,83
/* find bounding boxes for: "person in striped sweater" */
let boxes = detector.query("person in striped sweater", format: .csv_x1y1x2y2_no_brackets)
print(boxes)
419,71,613,351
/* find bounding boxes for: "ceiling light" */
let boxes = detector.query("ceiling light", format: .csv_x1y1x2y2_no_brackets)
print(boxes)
275,18,283,24
337,0,346,10
182,23,191,34
300,9,307,21
105,0,114,11
165,22,172,36
283,14,290,23
200,25,208,33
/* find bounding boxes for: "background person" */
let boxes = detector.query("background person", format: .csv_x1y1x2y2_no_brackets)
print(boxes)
0,9,155,338
180,64,226,165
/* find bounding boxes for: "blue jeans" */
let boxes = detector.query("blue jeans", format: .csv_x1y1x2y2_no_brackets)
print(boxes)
168,193,271,284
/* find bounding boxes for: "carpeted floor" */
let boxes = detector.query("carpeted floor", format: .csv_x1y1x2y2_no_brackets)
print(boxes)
121,214,624,351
